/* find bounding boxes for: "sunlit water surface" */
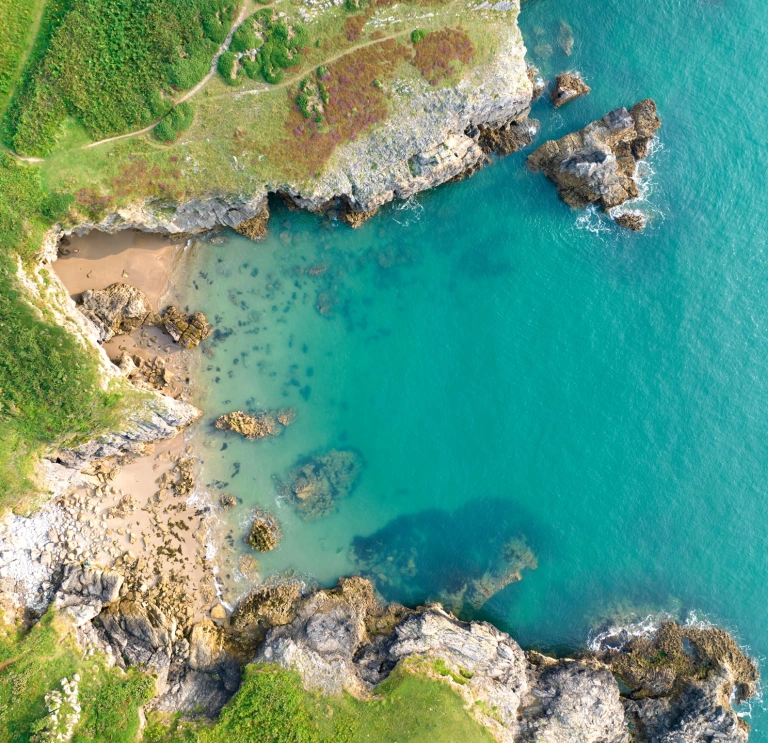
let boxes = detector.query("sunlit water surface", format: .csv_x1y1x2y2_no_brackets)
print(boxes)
174,0,768,733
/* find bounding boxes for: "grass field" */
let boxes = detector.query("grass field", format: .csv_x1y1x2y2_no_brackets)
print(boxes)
0,154,126,506
144,663,495,743
0,611,154,743
0,0,46,117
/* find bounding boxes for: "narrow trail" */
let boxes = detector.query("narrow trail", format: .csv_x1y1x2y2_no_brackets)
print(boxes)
83,1,253,150
209,27,413,102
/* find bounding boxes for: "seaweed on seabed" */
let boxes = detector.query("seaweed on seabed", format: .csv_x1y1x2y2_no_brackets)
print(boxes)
277,448,365,520
350,498,537,616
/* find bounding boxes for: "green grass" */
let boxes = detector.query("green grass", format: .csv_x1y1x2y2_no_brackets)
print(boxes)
4,0,241,156
0,154,126,505
0,611,155,743
0,0,46,117
145,663,495,743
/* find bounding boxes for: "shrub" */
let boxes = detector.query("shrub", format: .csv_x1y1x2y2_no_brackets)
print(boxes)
4,0,238,155
230,22,260,53
218,50,241,84
411,28,427,44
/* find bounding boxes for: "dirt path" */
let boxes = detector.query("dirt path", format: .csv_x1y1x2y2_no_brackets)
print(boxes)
83,0,261,151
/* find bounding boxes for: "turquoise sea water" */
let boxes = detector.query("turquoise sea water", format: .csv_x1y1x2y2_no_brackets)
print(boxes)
177,0,768,733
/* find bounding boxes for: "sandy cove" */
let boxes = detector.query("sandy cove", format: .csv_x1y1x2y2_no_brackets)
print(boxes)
0,230,238,626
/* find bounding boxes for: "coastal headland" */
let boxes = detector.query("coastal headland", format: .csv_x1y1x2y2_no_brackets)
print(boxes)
0,0,757,741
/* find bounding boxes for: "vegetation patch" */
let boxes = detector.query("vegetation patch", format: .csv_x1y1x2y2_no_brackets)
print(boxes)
154,101,196,143
268,39,411,178
0,0,42,116
413,28,474,85
144,664,495,742
0,611,154,742
4,0,240,156
0,155,125,503
222,9,309,85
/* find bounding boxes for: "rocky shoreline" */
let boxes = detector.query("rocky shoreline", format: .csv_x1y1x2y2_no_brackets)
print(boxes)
36,569,760,742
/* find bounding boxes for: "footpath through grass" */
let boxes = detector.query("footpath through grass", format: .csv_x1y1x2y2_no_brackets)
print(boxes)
0,611,154,743
145,664,495,743
0,0,47,118
3,0,242,156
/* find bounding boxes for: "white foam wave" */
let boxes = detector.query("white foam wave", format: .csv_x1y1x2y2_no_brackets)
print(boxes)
393,195,424,226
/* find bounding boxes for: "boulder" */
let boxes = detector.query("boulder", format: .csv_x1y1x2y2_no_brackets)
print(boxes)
527,99,661,211
551,71,591,108
78,283,155,342
248,509,281,552
613,212,647,231
162,306,213,348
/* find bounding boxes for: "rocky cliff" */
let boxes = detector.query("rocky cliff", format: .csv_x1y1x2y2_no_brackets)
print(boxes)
43,12,532,244
42,570,758,743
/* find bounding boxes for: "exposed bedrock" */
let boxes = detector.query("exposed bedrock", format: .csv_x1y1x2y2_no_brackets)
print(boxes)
25,570,761,741
527,99,661,220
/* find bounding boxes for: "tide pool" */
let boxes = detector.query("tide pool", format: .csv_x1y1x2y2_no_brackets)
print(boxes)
176,0,768,735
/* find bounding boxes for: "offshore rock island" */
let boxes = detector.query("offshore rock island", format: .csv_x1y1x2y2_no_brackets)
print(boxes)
0,0,758,740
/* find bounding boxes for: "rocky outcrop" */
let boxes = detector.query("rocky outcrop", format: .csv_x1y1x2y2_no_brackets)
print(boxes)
161,305,213,348
614,211,647,231
248,509,281,552
278,448,364,520
551,71,590,108
215,409,295,440
54,391,200,468
527,99,661,215
77,283,157,343
255,578,758,743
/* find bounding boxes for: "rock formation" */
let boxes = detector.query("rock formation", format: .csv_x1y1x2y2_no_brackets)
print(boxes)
77,283,157,342
613,211,647,231
527,99,661,219
551,71,590,108
278,448,364,520
214,409,294,440
255,578,758,743
248,509,281,552
162,305,213,348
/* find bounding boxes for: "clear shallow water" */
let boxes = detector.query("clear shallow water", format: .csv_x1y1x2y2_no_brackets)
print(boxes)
177,0,768,733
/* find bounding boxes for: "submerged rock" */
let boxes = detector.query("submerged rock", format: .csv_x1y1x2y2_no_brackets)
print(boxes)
248,509,282,552
527,99,661,214
350,499,537,614
558,20,575,56
278,448,364,520
78,282,156,342
162,306,213,348
214,409,294,440
551,71,591,108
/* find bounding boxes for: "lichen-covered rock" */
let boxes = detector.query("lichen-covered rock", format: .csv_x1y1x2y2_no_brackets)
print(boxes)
527,99,661,211
78,283,155,342
248,509,281,552
162,306,213,348
279,448,364,520
215,410,289,440
551,71,590,108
